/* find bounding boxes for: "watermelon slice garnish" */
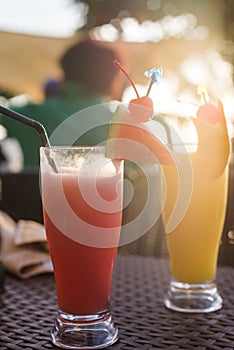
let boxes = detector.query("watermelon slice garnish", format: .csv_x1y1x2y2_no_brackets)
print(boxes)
105,104,176,165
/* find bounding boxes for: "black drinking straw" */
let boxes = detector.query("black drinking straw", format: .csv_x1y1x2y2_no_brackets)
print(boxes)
0,105,50,146
0,105,59,172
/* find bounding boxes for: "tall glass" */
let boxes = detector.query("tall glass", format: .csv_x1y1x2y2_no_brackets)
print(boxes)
40,146,123,349
162,114,229,313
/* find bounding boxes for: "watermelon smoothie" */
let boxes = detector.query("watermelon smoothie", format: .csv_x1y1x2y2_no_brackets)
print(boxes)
40,147,123,317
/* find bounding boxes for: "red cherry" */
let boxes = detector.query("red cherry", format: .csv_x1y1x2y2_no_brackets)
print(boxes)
197,103,222,125
129,96,154,122
113,60,154,122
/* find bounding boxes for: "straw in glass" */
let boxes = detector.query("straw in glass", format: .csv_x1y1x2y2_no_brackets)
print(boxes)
0,105,58,172
0,105,50,146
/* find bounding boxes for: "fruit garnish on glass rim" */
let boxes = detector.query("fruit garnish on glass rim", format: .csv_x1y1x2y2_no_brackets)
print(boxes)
192,84,230,178
113,60,162,123
106,63,176,165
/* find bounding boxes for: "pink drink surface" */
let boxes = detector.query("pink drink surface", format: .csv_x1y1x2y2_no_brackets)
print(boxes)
42,169,122,315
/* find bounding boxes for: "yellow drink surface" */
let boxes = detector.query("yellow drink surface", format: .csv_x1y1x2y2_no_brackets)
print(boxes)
163,152,228,284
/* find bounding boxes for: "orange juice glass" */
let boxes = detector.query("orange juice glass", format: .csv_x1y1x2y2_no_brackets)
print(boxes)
162,112,229,313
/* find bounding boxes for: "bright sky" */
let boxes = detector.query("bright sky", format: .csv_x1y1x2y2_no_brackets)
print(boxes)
0,0,87,37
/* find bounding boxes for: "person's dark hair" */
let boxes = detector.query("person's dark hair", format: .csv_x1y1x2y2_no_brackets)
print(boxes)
60,39,122,95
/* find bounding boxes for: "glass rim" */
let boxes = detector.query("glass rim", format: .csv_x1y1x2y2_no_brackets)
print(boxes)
40,145,106,151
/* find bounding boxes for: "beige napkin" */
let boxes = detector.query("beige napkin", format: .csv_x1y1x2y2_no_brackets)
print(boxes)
0,210,53,279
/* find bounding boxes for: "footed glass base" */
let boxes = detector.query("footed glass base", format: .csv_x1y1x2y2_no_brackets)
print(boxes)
51,309,118,349
164,280,222,313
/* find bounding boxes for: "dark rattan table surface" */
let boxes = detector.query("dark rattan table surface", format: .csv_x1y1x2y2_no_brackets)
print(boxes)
0,254,234,350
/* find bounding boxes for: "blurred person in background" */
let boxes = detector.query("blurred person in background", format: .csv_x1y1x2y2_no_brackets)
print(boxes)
1,39,126,168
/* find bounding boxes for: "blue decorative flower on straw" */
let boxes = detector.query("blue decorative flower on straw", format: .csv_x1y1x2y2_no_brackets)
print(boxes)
144,68,163,96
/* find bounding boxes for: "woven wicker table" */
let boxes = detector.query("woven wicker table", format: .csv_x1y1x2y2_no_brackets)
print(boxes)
0,255,234,350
